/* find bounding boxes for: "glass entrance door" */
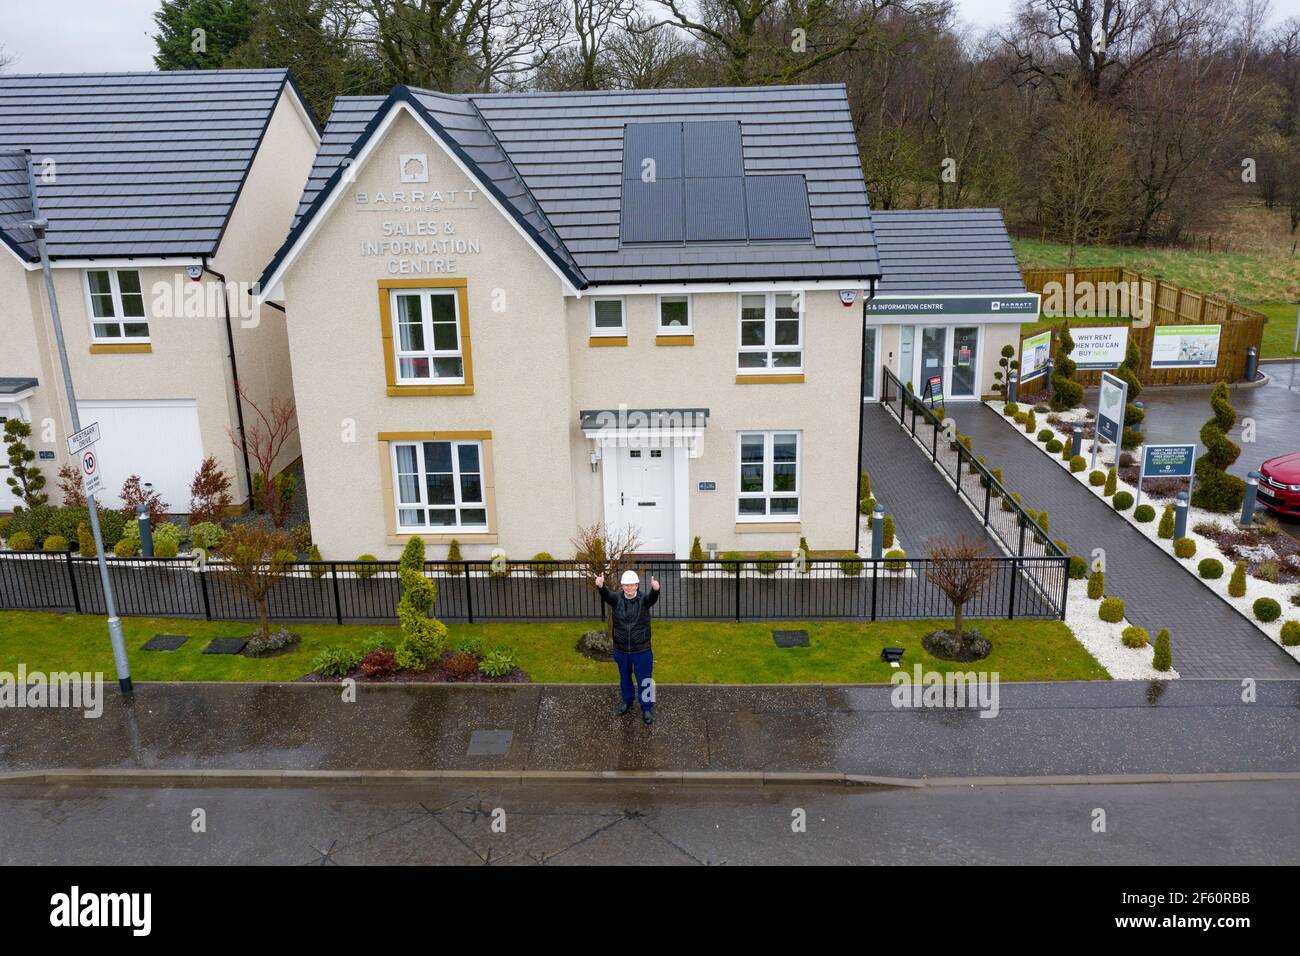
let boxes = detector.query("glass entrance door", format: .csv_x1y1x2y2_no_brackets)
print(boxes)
950,326,979,398
920,326,946,394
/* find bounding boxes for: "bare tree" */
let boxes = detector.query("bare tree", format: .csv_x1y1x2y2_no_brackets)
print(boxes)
227,383,298,521
924,533,996,644
606,14,696,87
218,522,295,643
1039,88,1128,262
572,521,642,638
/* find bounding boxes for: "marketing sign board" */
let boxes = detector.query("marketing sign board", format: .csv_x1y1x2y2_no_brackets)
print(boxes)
1071,326,1129,370
1150,324,1222,368
1020,329,1052,383
926,375,944,406
863,294,1041,319
1091,371,1128,469
1136,443,1196,508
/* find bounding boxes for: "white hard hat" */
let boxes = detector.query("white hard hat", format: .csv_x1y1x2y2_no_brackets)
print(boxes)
620,570,640,586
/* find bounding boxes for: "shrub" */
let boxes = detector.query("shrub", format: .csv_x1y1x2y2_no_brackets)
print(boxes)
1191,382,1245,513
447,538,464,574
1099,597,1125,623
397,558,448,666
189,521,225,553
3,418,48,509
1198,558,1224,579
1253,597,1282,623
884,549,907,571
1103,468,1117,497
797,536,812,574
355,555,379,579
532,552,555,576
1280,621,1300,647
688,536,705,573
1037,428,1054,442
313,645,361,677
1254,560,1281,583
289,524,313,554
1069,455,1086,473
77,522,96,558
1003,402,1019,416
0,515,11,539
1087,569,1105,599
1157,505,1175,539
859,496,872,515
1023,410,1037,433
1068,555,1088,579
1001,490,1021,512
113,537,139,558
118,474,169,525
859,472,872,500
1088,470,1106,487
480,649,517,677
42,534,69,551
155,539,179,559
56,463,85,508
307,544,325,577
1173,537,1196,559
443,652,479,681
188,456,233,526
245,628,298,657
1121,625,1149,648
452,633,485,657
270,548,296,569
394,641,425,671
1046,439,1064,453
839,556,863,576
7,530,34,551
881,515,895,549
489,553,512,578
1051,325,1084,410
1112,491,1134,511
359,648,396,678
1153,629,1172,671
1228,561,1247,597
1133,504,1155,523
754,552,782,575
719,551,743,572
1013,411,1028,425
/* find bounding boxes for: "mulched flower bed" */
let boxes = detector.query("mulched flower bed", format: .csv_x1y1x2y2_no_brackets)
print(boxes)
298,649,530,683
1193,519,1300,584
1117,465,1188,500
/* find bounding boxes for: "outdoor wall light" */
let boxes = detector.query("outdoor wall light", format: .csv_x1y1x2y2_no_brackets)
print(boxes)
880,647,905,668
589,450,600,472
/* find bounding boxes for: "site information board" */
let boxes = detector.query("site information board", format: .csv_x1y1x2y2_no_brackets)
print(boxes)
1091,371,1128,470
1136,443,1196,508
1151,324,1222,368
1020,330,1052,383
1071,327,1129,370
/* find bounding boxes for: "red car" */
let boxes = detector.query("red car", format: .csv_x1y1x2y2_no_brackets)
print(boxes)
1257,453,1300,517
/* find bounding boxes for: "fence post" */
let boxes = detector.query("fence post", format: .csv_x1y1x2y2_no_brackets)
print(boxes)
1007,557,1019,619
199,562,212,620
65,550,81,613
954,448,962,494
1059,559,1069,621
870,559,878,621
734,561,741,622
1017,514,1027,555
464,561,474,624
982,479,991,527
331,562,343,625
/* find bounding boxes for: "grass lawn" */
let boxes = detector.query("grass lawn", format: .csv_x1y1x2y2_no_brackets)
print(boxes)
0,611,1108,683
1252,303,1300,360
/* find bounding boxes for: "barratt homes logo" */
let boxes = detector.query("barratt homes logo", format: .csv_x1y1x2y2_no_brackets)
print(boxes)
399,152,429,183
50,887,151,936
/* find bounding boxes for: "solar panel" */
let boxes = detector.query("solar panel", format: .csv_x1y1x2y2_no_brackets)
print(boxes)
620,178,684,243
685,177,746,242
744,175,813,241
622,122,683,182
683,121,743,178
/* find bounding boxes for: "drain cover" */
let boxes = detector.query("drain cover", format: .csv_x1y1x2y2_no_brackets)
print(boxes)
772,629,810,648
202,637,248,655
467,729,513,756
142,634,189,651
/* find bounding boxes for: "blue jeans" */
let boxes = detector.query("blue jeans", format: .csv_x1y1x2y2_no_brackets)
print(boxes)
613,648,654,712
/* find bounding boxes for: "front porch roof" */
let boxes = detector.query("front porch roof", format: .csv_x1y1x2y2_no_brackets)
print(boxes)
0,377,38,396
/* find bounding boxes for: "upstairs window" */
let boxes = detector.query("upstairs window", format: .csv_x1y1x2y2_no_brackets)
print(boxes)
392,288,464,384
86,269,148,341
737,292,801,372
658,295,691,332
590,297,625,335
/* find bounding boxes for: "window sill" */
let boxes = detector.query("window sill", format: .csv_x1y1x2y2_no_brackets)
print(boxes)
90,343,151,354
655,334,693,346
735,521,802,534
387,384,474,396
735,373,804,385
589,335,627,347
386,532,497,546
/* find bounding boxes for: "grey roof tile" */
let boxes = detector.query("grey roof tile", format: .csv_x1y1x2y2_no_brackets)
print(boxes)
869,208,1025,296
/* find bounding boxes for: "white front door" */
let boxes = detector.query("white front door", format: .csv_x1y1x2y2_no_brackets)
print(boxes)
0,404,26,512
616,445,675,553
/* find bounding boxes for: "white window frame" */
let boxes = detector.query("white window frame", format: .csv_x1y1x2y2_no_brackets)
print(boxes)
589,296,626,335
391,287,464,385
657,294,692,333
735,430,801,521
736,291,803,373
84,268,149,342
391,438,488,533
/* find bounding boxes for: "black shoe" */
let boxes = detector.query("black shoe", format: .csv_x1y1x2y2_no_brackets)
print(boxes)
642,710,654,726
616,701,632,716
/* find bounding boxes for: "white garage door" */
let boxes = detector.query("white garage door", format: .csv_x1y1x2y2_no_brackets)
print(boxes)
76,400,204,515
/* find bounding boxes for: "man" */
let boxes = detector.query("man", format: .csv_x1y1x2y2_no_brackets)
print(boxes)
594,569,660,725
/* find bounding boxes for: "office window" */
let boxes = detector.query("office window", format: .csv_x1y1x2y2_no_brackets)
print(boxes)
737,292,801,371
590,297,625,334
658,295,691,332
392,439,487,531
736,431,800,519
392,288,464,384
86,269,148,340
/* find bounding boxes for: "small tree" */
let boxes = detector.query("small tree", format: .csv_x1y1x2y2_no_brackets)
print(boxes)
189,456,233,525
57,462,85,507
119,474,170,524
1116,340,1144,448
925,533,997,644
1050,325,1083,411
572,521,642,640
1191,382,1245,513
228,383,297,521
992,344,1017,399
394,535,447,670
3,418,47,510
218,522,294,643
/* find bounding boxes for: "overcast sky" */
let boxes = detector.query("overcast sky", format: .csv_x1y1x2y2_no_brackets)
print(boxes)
2,0,1300,73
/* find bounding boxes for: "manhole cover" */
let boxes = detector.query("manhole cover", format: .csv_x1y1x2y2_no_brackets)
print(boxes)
202,637,248,655
142,634,189,651
467,729,513,756
772,629,810,648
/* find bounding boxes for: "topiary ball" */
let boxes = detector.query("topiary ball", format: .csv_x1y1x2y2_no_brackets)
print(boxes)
1281,621,1300,647
1197,558,1224,579
1099,597,1125,623
1253,597,1281,623
1173,537,1196,559
1133,504,1156,523
1121,625,1149,648
1112,491,1134,511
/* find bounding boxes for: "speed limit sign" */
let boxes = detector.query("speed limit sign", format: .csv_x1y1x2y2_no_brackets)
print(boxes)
80,446,103,496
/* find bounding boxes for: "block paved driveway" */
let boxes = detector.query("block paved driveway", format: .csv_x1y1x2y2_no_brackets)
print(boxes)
951,403,1300,679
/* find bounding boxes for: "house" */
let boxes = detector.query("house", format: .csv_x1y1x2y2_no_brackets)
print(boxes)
258,84,880,560
862,208,1038,402
0,69,319,513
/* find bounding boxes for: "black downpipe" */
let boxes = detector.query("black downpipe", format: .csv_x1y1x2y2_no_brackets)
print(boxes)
203,261,253,504
853,278,877,556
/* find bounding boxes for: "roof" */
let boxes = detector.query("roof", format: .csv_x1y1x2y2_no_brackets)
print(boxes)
0,69,316,262
0,377,38,395
868,208,1025,296
268,84,879,290
579,408,710,431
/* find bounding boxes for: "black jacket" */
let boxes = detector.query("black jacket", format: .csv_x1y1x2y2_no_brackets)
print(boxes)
598,584,659,653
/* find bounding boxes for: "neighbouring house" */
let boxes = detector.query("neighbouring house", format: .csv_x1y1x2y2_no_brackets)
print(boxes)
0,69,319,514
258,84,882,560
863,208,1036,402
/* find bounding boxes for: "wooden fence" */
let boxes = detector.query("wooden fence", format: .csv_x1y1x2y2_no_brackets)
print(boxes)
1017,267,1266,396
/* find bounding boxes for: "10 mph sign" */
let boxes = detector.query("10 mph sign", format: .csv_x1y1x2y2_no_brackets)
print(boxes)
80,447,103,496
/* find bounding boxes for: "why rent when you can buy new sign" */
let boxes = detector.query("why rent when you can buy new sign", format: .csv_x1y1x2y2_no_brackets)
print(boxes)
1070,327,1128,370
